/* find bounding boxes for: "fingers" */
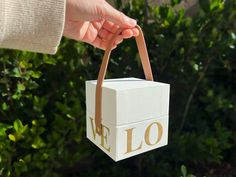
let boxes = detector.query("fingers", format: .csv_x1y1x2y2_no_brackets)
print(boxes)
71,19,140,51
102,1,137,28
92,36,117,50
121,28,139,39
102,21,139,38
92,37,108,50
115,36,123,45
103,21,119,33
131,28,139,36
92,20,105,31
97,21,139,43
98,29,113,41
77,22,138,50
94,28,138,50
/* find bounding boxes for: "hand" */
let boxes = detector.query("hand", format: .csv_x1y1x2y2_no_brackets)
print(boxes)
63,0,139,50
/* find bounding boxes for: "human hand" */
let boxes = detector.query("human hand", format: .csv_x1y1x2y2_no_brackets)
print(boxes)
63,0,139,50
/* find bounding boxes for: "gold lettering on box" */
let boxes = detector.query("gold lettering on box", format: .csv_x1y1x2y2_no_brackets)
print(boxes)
90,117,97,140
101,124,111,152
125,128,143,154
124,121,164,154
145,122,163,146
90,116,164,155
89,117,111,152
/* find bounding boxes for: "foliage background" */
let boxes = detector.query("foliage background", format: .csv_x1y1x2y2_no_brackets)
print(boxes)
0,0,235,176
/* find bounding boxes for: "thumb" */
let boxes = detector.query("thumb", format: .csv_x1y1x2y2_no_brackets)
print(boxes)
102,1,137,27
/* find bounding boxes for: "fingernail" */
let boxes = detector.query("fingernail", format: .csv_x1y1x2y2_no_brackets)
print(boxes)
124,16,137,26
129,19,137,26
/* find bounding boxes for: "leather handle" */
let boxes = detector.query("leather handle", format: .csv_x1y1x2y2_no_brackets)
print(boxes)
95,25,153,135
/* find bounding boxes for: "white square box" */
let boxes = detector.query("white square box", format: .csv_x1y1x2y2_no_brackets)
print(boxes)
86,77,170,161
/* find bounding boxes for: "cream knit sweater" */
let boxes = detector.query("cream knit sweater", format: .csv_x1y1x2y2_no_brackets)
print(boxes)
0,0,66,54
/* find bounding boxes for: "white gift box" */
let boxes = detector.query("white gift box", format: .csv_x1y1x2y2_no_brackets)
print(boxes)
86,78,170,161
85,25,170,161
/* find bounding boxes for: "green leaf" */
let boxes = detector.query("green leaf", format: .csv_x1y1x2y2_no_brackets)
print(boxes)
12,68,21,78
181,165,187,177
8,134,16,142
12,93,20,100
43,56,57,65
31,136,46,149
2,102,8,111
30,71,42,79
210,0,224,11
17,83,25,92
19,60,32,69
187,175,196,177
231,32,236,40
14,119,24,132
27,80,39,90
0,123,12,137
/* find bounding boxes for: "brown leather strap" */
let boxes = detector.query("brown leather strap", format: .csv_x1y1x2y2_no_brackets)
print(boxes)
95,25,153,135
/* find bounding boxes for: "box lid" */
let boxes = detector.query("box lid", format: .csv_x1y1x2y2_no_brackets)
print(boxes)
86,77,170,126
87,77,168,90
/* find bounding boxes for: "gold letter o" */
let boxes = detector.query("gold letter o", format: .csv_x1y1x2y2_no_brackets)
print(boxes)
144,122,163,146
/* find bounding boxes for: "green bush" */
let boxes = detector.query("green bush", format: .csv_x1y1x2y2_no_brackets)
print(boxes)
0,0,235,176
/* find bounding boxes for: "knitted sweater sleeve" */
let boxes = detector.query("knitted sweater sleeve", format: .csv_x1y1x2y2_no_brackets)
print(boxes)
0,0,66,54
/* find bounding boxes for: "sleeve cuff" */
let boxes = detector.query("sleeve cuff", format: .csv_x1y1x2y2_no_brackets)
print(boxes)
0,0,66,54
